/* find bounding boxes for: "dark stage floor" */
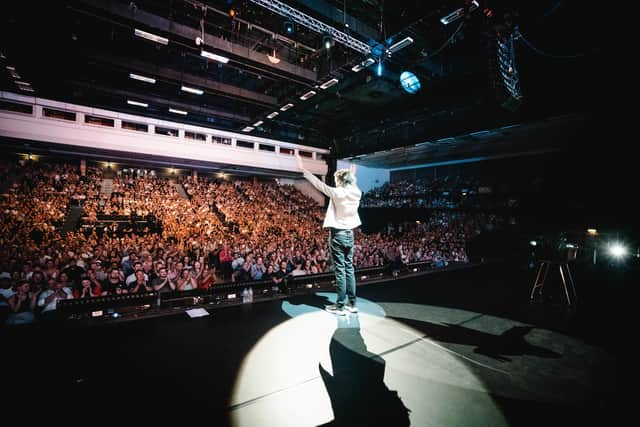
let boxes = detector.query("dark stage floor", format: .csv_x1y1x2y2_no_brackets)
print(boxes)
3,259,634,426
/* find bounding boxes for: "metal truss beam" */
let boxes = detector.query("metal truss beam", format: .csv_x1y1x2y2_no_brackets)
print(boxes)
249,0,371,55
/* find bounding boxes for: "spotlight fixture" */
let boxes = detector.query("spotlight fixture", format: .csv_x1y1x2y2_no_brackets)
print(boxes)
253,120,264,127
242,126,254,132
279,103,294,111
608,242,628,259
266,111,279,119
267,48,281,64
323,34,332,50
399,71,421,94
283,20,294,34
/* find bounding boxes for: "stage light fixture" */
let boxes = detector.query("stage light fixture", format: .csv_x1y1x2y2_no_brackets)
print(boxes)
299,90,316,100
127,100,148,108
242,126,254,132
129,73,156,84
134,28,169,45
386,36,414,55
400,71,421,94
608,242,628,259
352,57,376,72
319,78,339,89
284,20,294,33
440,0,479,25
253,120,264,127
169,108,188,115
280,103,294,111
181,85,203,95
266,111,279,119
201,50,229,63
267,48,281,64
323,34,332,49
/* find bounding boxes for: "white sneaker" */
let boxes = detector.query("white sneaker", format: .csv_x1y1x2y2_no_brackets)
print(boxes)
344,303,358,313
325,304,346,316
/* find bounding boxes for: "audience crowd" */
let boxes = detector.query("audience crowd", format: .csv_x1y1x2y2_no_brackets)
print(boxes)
1,158,504,326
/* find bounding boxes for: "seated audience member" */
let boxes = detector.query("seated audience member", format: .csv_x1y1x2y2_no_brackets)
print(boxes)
176,268,198,291
151,267,176,293
38,277,73,321
129,270,152,293
102,269,126,295
125,261,148,286
74,277,100,299
197,264,215,290
290,260,307,276
6,280,38,325
1,272,15,325
250,257,266,281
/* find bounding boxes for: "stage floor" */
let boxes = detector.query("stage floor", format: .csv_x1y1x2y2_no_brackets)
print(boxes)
2,260,633,426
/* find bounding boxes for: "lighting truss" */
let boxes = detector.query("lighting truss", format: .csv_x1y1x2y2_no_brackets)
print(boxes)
249,0,371,54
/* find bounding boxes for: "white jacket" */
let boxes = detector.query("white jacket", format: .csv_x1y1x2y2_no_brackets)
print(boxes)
303,169,362,230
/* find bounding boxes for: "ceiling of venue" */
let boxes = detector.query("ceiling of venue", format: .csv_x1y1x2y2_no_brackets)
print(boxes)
1,0,609,163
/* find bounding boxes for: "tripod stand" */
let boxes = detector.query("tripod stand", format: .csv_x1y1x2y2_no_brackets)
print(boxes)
530,247,578,306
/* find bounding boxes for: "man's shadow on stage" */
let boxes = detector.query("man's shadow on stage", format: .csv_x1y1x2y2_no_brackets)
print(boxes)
317,322,411,427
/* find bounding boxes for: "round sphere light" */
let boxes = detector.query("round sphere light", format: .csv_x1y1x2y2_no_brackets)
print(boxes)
400,71,421,94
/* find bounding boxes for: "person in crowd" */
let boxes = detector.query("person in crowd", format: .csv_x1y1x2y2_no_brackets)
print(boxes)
290,260,307,277
297,156,361,315
1,272,15,325
219,244,233,281
129,270,152,293
74,277,100,299
38,277,73,321
6,280,38,325
176,268,197,291
102,269,126,295
251,257,267,281
197,264,216,290
125,261,148,286
152,266,176,293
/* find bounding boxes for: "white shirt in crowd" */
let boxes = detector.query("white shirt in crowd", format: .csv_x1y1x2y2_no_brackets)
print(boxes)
37,287,74,312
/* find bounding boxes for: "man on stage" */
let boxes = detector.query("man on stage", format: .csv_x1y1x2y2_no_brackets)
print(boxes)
297,156,362,315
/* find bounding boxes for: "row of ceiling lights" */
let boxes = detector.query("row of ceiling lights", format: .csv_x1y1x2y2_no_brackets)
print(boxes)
241,32,416,134
126,71,207,116
126,27,234,117
2,51,35,94
241,77,339,133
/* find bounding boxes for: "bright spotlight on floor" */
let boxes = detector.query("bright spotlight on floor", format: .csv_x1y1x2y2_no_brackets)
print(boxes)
608,243,627,259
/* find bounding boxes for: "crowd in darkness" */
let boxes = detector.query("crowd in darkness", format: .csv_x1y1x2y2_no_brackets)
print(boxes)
1,158,504,326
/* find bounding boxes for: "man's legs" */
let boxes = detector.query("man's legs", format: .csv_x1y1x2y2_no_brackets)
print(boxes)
330,230,347,307
344,240,356,306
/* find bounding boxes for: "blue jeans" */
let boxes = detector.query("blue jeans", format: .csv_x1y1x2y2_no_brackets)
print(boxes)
330,228,355,307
